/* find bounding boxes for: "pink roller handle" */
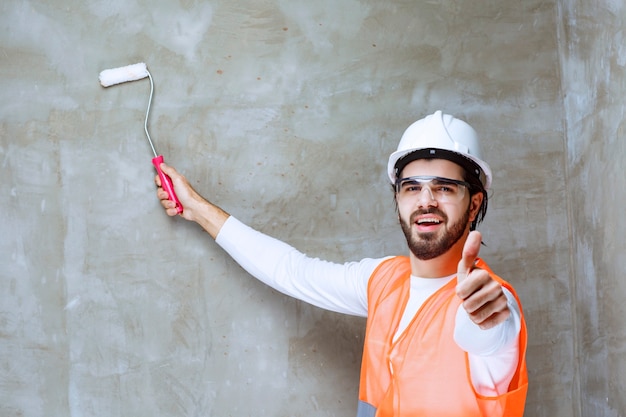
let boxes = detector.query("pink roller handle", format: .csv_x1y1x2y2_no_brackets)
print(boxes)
152,155,183,214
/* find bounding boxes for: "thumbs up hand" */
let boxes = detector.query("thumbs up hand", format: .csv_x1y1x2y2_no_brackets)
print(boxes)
456,231,510,330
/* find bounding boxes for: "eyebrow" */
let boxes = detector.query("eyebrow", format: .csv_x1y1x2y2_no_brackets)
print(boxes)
400,176,463,183
430,178,460,185
397,176,470,188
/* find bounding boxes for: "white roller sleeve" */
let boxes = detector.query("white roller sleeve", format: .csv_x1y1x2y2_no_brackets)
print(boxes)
99,62,148,87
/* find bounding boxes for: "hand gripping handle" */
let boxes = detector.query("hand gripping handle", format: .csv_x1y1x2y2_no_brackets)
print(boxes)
152,155,183,214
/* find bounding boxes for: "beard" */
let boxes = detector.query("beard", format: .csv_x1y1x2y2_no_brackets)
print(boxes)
400,206,471,261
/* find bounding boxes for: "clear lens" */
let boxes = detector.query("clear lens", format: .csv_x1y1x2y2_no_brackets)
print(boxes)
395,176,470,203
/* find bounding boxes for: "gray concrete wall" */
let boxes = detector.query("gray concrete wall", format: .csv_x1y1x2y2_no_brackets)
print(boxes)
558,1,626,416
0,0,594,416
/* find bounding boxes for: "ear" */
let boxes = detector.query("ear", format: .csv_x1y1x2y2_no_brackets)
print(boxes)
468,192,484,222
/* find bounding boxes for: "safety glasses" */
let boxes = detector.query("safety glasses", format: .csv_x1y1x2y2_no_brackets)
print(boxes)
395,176,470,203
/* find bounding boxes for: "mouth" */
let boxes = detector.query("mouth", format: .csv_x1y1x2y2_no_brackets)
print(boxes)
413,213,445,231
416,216,441,225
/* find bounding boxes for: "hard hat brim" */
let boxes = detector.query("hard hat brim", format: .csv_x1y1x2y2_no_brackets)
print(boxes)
388,147,492,190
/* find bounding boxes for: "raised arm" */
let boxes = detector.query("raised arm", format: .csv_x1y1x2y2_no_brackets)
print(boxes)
154,162,380,316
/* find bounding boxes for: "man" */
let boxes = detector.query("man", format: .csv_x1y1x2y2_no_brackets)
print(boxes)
155,110,528,416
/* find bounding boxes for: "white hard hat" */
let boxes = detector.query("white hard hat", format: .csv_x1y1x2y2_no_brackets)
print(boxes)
387,110,492,190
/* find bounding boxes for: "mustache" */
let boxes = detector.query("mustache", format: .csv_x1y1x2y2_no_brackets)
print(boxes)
409,208,448,224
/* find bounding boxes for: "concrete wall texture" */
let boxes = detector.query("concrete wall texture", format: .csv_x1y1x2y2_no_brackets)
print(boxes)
0,0,623,416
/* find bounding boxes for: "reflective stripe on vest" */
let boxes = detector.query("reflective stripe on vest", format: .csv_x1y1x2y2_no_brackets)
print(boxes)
357,256,528,417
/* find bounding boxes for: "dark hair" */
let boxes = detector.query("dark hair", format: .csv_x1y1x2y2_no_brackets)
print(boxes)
463,170,488,231
393,148,485,187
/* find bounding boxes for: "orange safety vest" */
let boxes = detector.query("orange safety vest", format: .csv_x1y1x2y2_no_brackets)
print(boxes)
358,256,528,417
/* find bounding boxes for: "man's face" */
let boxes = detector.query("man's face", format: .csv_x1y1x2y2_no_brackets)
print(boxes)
396,159,481,261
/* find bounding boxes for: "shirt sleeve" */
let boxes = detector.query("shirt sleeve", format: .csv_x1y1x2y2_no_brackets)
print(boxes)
454,288,522,395
215,216,387,317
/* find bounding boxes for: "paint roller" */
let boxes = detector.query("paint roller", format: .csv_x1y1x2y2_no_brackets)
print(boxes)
99,62,183,213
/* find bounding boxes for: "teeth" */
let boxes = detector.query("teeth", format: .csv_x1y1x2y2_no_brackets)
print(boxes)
417,218,441,224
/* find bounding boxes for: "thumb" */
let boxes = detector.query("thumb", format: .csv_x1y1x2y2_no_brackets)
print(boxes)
159,162,178,178
158,162,185,190
457,231,482,283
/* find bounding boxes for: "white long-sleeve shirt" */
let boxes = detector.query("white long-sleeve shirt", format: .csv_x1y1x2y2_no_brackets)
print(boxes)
215,216,521,396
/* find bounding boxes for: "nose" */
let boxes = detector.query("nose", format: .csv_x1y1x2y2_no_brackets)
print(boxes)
416,185,437,207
